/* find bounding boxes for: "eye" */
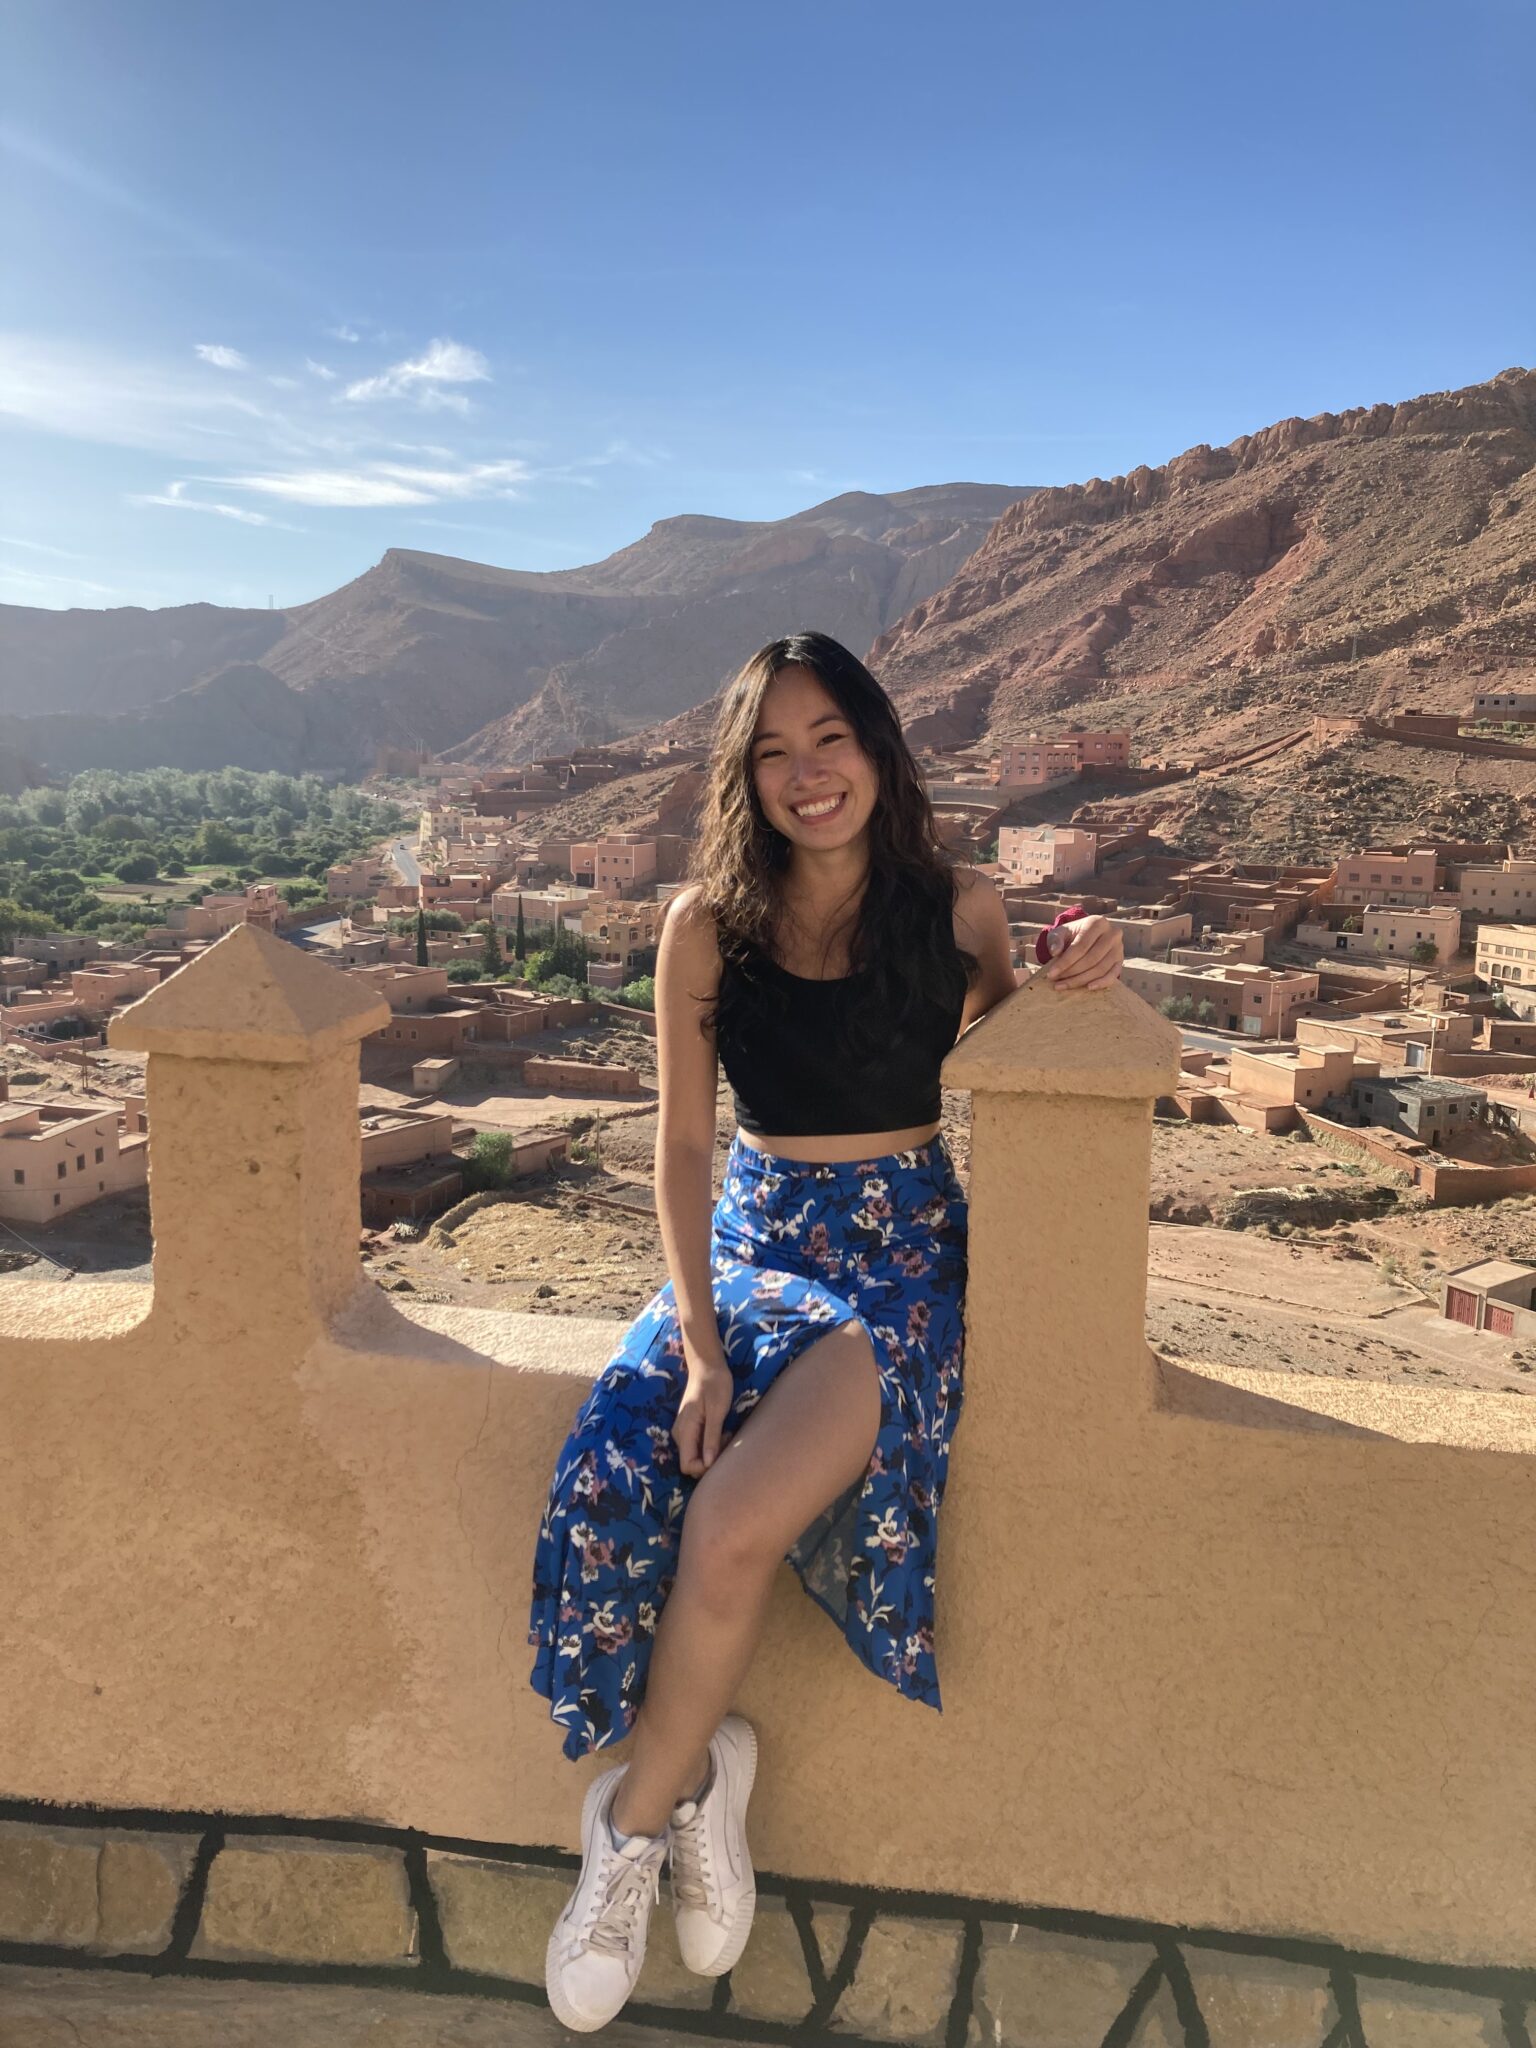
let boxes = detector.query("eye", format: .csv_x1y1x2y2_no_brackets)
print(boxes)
818,730,848,745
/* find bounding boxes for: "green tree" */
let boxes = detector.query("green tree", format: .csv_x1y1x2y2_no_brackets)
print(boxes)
615,976,656,1011
113,853,158,883
461,1130,515,1192
191,819,245,865
0,897,52,946
514,895,527,962
446,960,483,984
478,918,502,975
415,906,429,966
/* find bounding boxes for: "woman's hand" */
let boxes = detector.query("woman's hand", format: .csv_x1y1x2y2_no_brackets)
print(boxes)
1044,913,1124,991
672,1345,736,1478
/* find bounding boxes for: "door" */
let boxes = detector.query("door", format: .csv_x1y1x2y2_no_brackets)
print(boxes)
1486,1304,1516,1337
1445,1287,1478,1327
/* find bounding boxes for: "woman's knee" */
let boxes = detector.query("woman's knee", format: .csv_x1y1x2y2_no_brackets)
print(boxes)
677,1484,780,1607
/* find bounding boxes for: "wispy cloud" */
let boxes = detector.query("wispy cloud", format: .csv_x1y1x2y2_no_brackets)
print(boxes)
0,534,86,559
128,478,302,529
212,456,529,510
195,343,248,371
305,358,337,381
342,338,490,410
326,324,362,343
0,123,295,294
0,332,625,530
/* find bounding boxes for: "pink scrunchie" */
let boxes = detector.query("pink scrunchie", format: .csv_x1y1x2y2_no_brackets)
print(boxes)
1034,904,1086,966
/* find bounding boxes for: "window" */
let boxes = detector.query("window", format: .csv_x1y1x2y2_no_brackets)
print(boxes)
56,1161,66,1179
54,1194,60,1207
95,1147,103,1164
11,1170,21,1186
75,1154,84,1171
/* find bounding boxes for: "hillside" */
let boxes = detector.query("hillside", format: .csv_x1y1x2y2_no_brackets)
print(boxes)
0,484,1028,778
870,366,1536,762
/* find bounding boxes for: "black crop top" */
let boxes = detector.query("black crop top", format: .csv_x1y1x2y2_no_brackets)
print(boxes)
714,917,968,1138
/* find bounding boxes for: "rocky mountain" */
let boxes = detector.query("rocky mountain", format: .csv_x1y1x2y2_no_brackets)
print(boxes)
869,366,1536,759
0,484,1028,777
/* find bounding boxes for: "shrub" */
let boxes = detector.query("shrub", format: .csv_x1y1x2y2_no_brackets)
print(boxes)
446,961,482,984
612,976,656,1011
460,1130,515,1192
113,853,158,883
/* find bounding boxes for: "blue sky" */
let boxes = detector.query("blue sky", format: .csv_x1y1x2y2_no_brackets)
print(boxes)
3,0,1532,613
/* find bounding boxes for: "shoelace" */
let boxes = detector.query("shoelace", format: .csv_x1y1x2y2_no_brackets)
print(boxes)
583,1848,662,1957
668,1803,714,1914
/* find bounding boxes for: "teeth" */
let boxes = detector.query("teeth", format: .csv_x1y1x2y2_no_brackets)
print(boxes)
793,795,843,819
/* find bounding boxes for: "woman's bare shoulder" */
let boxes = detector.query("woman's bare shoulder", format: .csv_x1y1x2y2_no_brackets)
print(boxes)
949,864,1006,942
659,885,723,971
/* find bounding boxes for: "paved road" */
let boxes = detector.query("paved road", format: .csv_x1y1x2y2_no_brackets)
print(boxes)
391,837,422,885
1178,1025,1276,1055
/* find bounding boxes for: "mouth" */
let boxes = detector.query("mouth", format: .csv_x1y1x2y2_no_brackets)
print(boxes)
788,791,847,824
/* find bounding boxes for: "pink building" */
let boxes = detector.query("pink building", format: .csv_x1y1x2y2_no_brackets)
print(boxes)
997,826,1097,889
0,1097,149,1225
996,731,1130,785
69,963,161,1017
996,741,1078,788
1332,849,1440,907
592,835,658,892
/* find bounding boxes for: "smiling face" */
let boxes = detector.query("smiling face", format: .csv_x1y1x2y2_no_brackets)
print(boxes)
749,663,881,855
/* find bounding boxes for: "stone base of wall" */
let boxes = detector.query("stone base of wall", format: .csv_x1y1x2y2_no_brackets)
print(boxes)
0,1805,1528,2048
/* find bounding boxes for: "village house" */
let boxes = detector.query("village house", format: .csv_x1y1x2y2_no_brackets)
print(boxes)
68,963,161,1018
0,990,93,1044
1331,847,1441,907
488,883,594,937
996,824,1097,889
580,898,663,975
1292,1009,1491,1075
358,1104,464,1226
567,834,658,894
1119,958,1319,1037
0,956,46,1000
1346,1073,1488,1145
325,855,390,901
1441,1259,1536,1337
0,1093,148,1224
1476,923,1536,1017
1298,902,1463,964
1458,858,1536,921
13,932,103,977
994,730,1131,786
1471,687,1536,721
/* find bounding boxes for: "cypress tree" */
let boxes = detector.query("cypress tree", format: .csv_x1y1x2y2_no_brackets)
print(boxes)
514,894,527,963
414,905,429,965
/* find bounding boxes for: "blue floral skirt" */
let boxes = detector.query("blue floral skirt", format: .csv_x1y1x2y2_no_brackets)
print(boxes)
527,1134,969,1760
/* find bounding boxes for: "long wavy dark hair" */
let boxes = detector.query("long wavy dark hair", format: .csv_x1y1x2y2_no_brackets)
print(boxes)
691,631,978,1058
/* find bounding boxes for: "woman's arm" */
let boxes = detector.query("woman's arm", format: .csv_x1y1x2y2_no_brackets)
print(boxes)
654,885,724,1360
952,868,1018,1033
653,886,738,1475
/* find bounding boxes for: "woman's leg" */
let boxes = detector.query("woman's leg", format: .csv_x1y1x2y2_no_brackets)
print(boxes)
609,1318,880,1838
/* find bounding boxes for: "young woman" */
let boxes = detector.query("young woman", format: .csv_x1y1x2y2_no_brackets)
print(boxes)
528,631,1124,2031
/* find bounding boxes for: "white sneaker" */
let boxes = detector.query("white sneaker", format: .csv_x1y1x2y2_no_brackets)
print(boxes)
668,1713,758,1976
546,1764,669,2033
